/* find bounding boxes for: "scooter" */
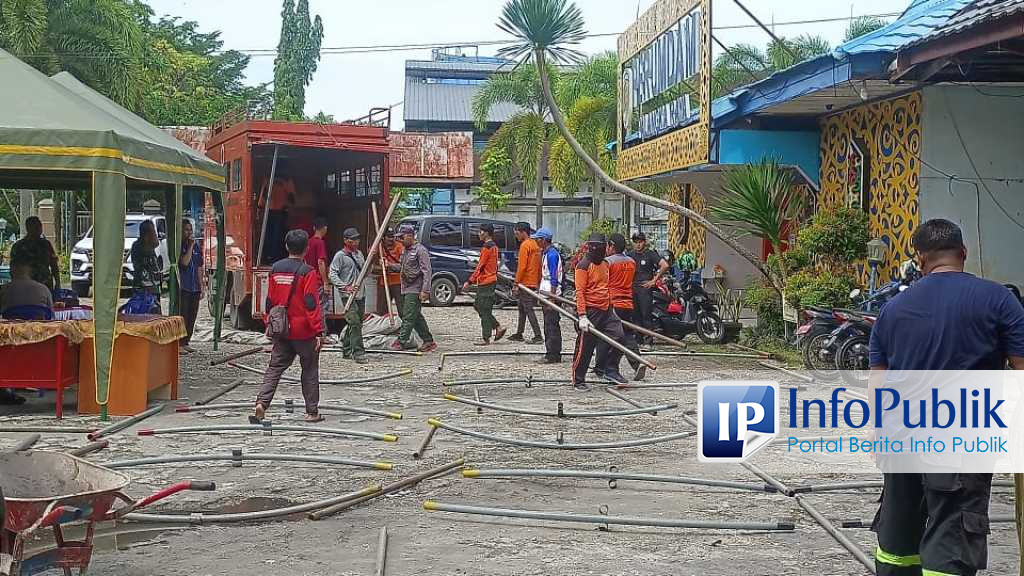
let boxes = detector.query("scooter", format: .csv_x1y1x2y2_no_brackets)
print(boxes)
829,309,878,387
651,274,725,344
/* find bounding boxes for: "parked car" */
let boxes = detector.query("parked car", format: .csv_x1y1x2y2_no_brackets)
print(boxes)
69,214,181,297
397,215,519,306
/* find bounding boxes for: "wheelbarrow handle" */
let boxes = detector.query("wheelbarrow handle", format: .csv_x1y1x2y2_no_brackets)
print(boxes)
107,481,217,519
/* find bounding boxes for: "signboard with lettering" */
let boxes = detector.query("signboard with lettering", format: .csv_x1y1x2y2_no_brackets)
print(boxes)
617,0,711,181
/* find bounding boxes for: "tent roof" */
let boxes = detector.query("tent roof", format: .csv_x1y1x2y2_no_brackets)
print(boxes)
0,50,223,190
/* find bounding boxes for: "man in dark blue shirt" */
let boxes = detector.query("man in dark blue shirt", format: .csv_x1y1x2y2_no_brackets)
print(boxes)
869,219,1024,576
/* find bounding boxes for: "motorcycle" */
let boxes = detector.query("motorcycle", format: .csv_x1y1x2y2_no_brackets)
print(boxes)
829,309,878,387
651,274,725,344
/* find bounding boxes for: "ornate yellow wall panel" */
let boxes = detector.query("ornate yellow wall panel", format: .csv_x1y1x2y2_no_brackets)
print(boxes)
667,183,707,266
819,92,922,282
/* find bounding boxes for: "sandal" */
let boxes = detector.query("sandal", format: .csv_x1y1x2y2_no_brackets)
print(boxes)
248,402,266,424
304,412,324,423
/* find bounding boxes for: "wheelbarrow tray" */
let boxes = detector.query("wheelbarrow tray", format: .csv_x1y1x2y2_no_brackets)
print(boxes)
1,452,129,533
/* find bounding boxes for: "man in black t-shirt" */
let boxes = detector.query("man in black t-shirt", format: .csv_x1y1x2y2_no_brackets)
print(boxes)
625,232,668,343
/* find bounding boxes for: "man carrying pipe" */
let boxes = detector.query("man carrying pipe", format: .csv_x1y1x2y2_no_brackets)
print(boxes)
462,223,506,346
389,224,437,353
571,233,632,389
329,227,368,364
597,233,645,381
533,227,562,364
509,222,543,344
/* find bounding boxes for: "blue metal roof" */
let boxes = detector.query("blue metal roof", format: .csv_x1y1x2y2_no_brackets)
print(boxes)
838,0,974,55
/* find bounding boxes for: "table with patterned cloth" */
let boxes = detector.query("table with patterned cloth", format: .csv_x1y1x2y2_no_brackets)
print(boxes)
0,319,88,418
53,307,93,321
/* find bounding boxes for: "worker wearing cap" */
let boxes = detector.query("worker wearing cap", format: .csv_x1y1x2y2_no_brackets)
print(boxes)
462,223,506,345
571,233,630,389
388,224,437,352
626,232,669,344
599,233,645,381
380,227,404,311
533,227,563,364
510,221,543,343
329,227,367,364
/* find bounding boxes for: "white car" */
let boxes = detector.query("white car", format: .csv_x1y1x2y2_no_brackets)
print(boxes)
70,214,173,297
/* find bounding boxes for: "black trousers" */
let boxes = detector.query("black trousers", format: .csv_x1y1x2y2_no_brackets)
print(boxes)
632,286,654,341
571,308,625,385
542,307,561,361
179,290,201,345
873,473,992,576
516,290,541,338
596,307,639,373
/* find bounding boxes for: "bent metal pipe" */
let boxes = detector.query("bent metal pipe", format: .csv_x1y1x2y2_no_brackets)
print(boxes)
426,418,693,450
137,424,397,442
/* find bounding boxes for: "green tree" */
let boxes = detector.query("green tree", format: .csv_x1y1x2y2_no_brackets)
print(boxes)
474,146,514,210
493,0,782,293
844,16,887,42
0,0,147,109
472,63,558,226
272,0,323,120
712,35,831,97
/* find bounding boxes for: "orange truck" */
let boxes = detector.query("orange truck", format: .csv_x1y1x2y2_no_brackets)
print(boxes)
202,109,392,330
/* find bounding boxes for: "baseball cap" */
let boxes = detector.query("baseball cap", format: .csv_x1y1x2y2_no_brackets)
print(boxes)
343,227,361,240
397,224,416,236
530,227,553,241
631,232,647,242
480,223,495,234
587,232,607,245
609,233,626,253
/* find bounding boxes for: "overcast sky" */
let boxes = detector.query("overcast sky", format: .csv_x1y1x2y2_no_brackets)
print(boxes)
146,0,905,128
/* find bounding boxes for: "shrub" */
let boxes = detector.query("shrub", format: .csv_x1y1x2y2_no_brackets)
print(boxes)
784,269,857,310
744,280,783,339
795,206,870,270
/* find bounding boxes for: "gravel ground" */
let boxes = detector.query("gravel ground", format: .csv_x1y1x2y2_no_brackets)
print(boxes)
1,302,1019,575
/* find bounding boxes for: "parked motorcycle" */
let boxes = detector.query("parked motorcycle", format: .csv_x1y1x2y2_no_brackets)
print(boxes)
830,309,877,387
651,274,725,343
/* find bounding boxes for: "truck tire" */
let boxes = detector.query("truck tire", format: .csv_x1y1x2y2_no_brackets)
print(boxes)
429,277,457,307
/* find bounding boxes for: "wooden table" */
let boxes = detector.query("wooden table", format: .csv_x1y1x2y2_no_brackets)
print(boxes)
0,334,79,419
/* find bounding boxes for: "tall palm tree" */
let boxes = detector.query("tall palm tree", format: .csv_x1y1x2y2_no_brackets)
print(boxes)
494,0,781,292
0,0,146,109
712,35,830,98
844,16,887,42
473,64,558,226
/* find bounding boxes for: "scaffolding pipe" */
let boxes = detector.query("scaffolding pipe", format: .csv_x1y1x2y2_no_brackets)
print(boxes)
375,526,388,576
412,425,437,460
371,201,397,328
229,363,412,385
427,418,694,450
123,484,382,524
175,401,402,420
604,387,659,416
461,468,775,492
342,192,403,315
437,350,563,371
102,452,393,471
443,377,607,387
742,462,795,497
309,458,466,520
209,347,263,367
795,495,876,574
757,361,814,383
255,144,279,268
88,404,166,441
422,501,794,531
442,393,676,418
193,378,248,406
8,434,40,452
728,343,773,357
322,347,423,357
543,291,691,351
842,515,1014,529
68,440,109,457
793,481,882,494
0,426,95,434
519,283,656,371
137,424,398,442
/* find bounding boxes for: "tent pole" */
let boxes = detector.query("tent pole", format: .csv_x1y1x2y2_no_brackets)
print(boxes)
256,145,280,268
212,190,227,350
167,184,183,316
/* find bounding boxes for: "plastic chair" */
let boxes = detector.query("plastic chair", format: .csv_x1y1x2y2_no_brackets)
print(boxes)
2,305,54,321
119,292,158,315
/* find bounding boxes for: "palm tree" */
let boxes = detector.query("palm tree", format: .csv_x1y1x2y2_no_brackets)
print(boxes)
712,35,830,97
494,0,782,292
844,16,887,42
0,0,146,109
473,64,558,226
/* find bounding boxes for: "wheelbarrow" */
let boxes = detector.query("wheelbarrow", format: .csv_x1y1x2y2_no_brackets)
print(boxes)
0,451,214,575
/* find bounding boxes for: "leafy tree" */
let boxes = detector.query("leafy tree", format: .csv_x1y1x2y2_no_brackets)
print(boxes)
310,111,335,124
844,16,887,42
712,35,830,97
0,0,147,109
272,0,324,120
474,147,514,210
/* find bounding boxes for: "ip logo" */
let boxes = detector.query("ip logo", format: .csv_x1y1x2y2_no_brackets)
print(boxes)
698,381,779,462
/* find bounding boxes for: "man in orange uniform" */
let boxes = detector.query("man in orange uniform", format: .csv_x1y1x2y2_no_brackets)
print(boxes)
510,222,543,343
462,223,507,345
380,228,404,311
598,233,645,381
571,233,630,389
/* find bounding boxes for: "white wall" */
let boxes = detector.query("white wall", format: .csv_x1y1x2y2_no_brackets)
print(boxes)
921,85,1024,287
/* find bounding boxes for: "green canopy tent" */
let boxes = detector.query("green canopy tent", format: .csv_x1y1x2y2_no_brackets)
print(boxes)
0,49,227,419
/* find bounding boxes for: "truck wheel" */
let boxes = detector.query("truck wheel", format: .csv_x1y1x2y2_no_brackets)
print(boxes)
232,299,254,331
429,277,457,307
72,282,90,298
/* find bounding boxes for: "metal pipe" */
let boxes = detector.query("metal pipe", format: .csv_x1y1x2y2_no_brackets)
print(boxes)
0,426,95,433
462,468,775,493
543,291,691,351
309,458,466,520
68,440,109,457
793,481,882,494
88,404,166,441
741,462,795,497
8,434,40,452
209,347,263,367
423,501,794,531
137,424,398,442
795,495,876,573
323,347,423,357
604,387,658,416
371,201,397,328
728,342,772,358
443,377,606,387
123,484,382,524
102,452,393,471
611,382,698,389
442,393,676,418
438,350,561,371
757,361,814,383
193,378,248,406
174,402,402,420
412,425,437,460
375,526,388,576
519,283,656,370
342,191,403,315
427,418,694,450
255,144,279,268
229,363,411,385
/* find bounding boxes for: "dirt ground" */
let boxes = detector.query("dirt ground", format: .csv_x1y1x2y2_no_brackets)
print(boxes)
1,302,1019,576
